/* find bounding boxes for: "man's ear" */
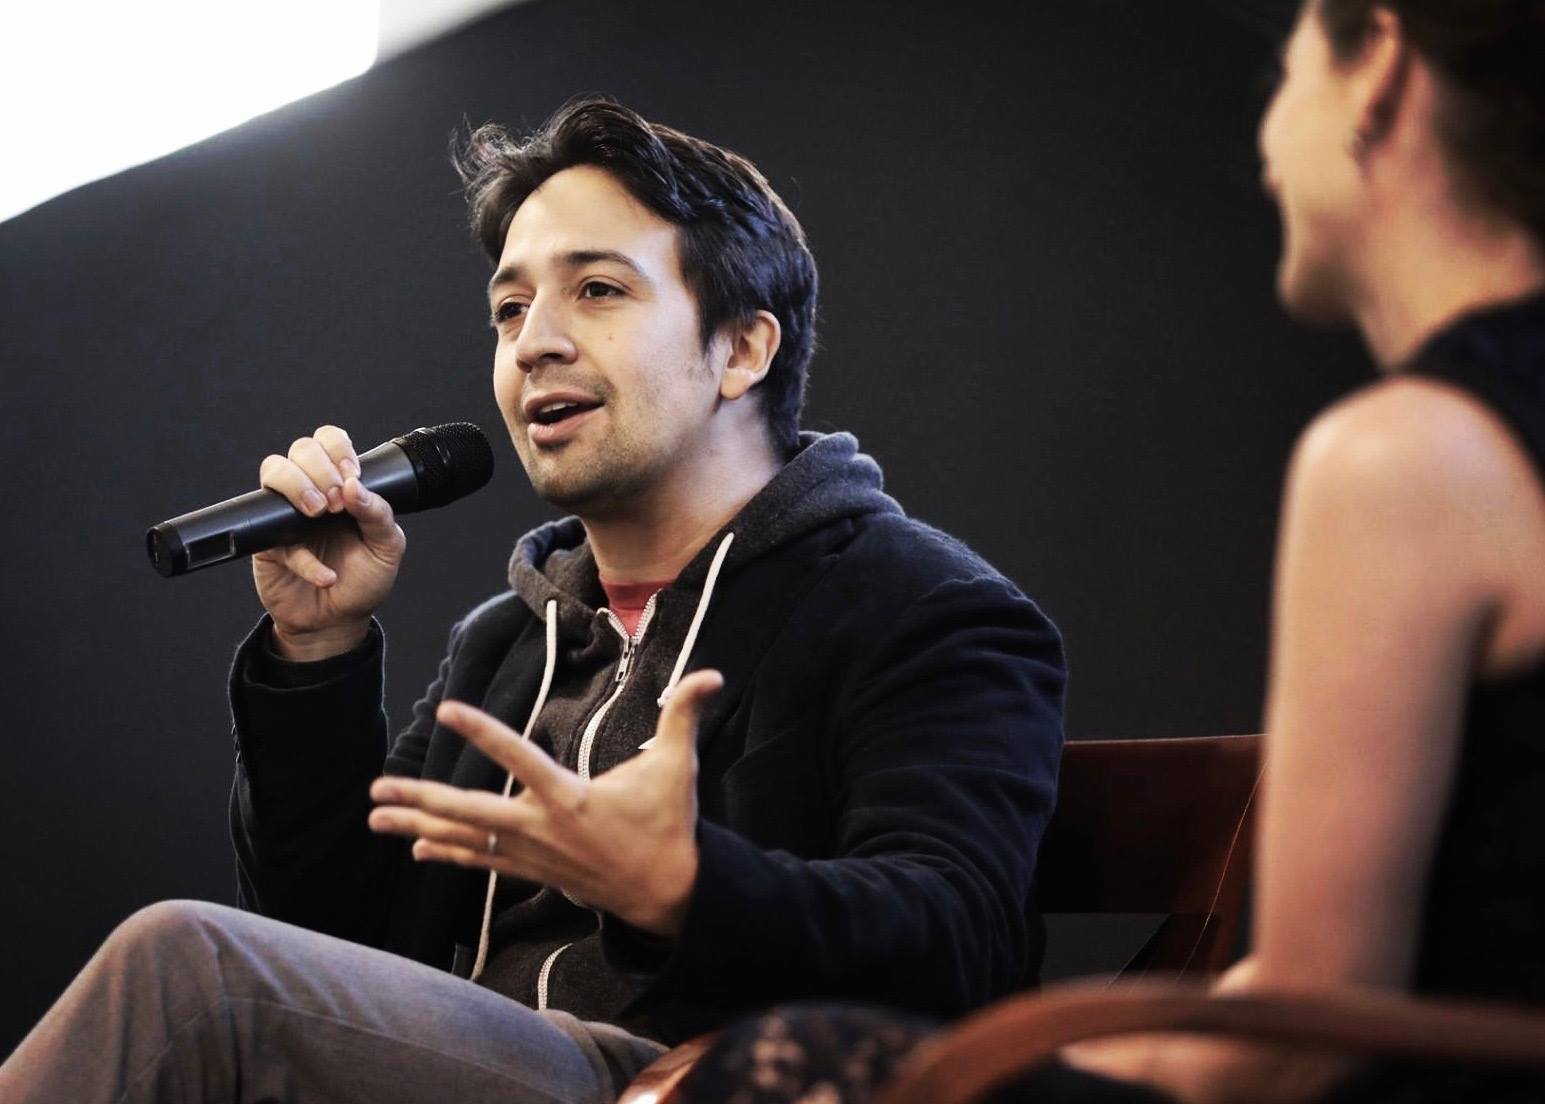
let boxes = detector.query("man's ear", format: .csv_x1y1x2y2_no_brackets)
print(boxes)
719,310,782,402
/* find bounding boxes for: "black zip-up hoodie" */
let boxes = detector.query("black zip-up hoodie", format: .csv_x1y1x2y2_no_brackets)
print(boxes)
230,432,1065,1044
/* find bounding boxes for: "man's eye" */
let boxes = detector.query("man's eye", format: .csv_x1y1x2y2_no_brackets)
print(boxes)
581,281,622,300
490,301,526,326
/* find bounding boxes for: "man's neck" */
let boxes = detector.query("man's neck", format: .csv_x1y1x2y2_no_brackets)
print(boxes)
582,438,784,585
1354,199,1545,369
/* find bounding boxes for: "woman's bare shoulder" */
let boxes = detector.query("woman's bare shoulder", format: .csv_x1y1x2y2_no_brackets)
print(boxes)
1289,375,1539,522
1285,375,1545,671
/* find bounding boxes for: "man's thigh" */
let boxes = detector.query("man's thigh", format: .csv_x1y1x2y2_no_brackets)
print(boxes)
189,901,661,1103
11,900,664,1104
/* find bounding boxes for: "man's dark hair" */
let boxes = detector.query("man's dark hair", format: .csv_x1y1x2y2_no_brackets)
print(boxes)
1316,0,1545,250
455,97,818,457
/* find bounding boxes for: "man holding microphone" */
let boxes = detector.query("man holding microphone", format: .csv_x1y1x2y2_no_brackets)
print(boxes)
1,97,1064,1104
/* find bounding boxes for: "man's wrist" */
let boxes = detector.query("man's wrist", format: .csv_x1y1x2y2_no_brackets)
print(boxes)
270,619,371,663
626,841,698,938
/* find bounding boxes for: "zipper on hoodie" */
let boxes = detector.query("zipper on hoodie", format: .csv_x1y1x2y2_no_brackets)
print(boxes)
558,596,661,917
576,594,659,782
473,537,732,994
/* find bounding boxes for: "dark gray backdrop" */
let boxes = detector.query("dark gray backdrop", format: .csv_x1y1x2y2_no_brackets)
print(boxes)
0,0,1363,1052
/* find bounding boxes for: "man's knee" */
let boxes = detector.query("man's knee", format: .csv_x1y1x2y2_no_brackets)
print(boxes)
104,899,234,979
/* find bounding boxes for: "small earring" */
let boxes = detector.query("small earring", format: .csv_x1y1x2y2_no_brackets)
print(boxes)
1347,126,1372,163
1341,121,1378,165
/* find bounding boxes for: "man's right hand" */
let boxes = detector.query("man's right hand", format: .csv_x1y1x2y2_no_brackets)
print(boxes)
253,425,407,662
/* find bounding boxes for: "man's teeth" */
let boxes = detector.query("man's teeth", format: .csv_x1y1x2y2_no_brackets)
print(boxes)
535,400,590,425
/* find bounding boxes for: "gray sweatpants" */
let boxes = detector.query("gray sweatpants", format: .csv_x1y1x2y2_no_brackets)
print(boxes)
0,900,666,1103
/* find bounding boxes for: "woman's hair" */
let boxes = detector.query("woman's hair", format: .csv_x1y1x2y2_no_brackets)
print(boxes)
1315,0,1545,248
455,97,818,458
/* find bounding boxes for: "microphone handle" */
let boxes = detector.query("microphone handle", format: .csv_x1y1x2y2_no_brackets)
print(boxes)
147,441,421,577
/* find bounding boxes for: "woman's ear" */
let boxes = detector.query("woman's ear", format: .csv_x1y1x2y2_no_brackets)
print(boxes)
1348,7,1411,162
719,310,782,401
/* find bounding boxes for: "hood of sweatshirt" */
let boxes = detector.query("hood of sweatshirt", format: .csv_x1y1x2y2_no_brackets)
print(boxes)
505,430,902,636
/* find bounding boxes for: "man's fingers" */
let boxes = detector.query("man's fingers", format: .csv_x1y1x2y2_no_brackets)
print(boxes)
408,837,546,875
277,544,337,588
651,669,724,756
288,436,347,512
367,805,487,852
370,775,540,834
409,839,490,869
257,428,358,519
260,454,330,517
369,779,560,873
436,700,585,808
313,424,360,481
340,476,404,551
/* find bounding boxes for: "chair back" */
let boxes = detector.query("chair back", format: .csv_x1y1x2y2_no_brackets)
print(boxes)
1035,733,1261,978
620,732,1264,1104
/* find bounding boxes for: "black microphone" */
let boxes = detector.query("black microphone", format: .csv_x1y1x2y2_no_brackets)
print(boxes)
146,422,494,577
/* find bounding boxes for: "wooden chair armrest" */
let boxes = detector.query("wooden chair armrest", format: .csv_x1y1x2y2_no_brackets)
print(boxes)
616,1032,719,1104
877,978,1545,1104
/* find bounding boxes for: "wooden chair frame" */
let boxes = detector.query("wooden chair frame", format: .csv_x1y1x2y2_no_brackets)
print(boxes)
1035,734,1260,978
619,733,1263,1103
875,978,1545,1104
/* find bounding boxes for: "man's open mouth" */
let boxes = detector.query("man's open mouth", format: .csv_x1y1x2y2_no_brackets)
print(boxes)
531,399,602,427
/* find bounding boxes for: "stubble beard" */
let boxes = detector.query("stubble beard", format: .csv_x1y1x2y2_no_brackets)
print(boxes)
513,352,715,517
520,428,665,517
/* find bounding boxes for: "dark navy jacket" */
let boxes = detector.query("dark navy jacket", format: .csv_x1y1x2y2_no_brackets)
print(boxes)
230,432,1065,1044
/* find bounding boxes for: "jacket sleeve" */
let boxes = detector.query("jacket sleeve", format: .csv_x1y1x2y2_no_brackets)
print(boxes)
618,572,1065,1020
228,615,459,943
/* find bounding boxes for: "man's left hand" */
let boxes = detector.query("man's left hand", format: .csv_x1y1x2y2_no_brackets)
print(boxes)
368,668,723,937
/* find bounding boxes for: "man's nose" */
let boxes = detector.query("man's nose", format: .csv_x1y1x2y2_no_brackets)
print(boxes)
514,294,578,372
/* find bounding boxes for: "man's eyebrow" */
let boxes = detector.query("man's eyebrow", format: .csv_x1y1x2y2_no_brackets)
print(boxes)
563,249,648,277
486,250,650,298
487,263,523,298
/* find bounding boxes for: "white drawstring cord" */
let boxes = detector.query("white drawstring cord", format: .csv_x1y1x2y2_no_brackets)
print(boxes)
658,531,734,708
467,532,730,985
470,598,558,982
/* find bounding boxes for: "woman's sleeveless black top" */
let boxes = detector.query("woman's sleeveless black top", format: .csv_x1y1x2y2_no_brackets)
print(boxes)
1404,292,1545,1006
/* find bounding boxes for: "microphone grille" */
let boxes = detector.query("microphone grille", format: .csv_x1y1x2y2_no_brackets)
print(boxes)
394,422,495,508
